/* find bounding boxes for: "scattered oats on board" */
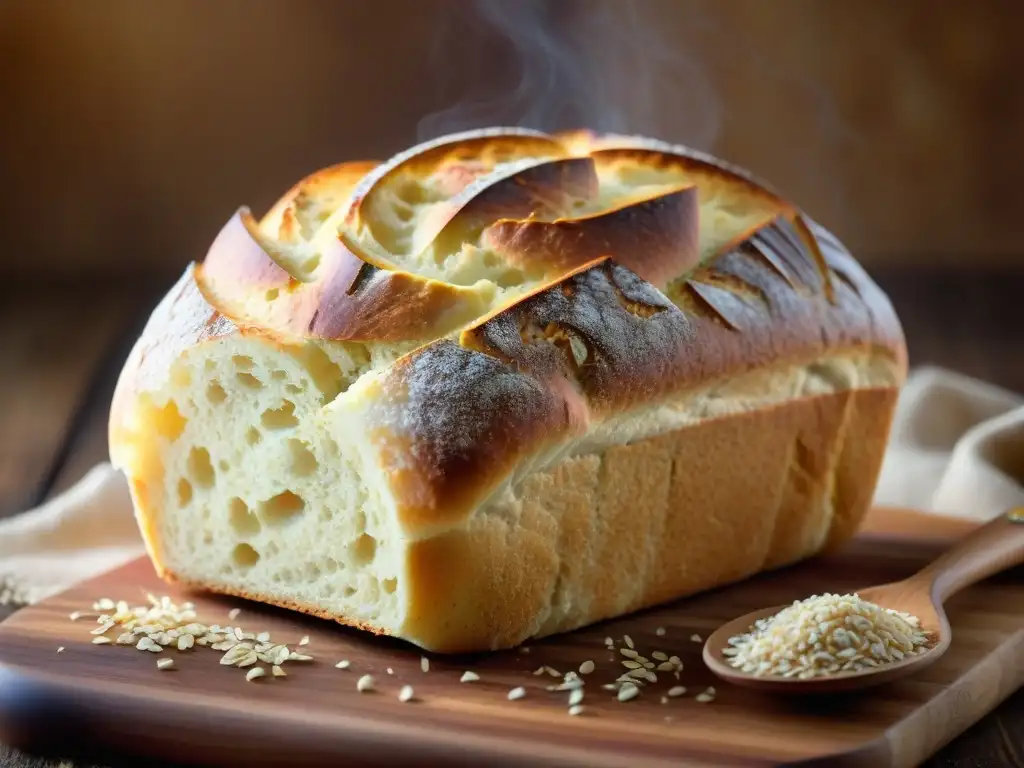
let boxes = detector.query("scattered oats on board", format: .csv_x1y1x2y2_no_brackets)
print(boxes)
420,656,430,673
460,671,480,683
723,592,933,679
272,665,287,677
623,634,635,649
398,685,416,703
356,674,376,692
568,705,586,716
298,635,310,646
245,667,267,682
579,660,595,675
335,660,351,670
507,686,526,701
568,688,584,707
156,658,175,671
617,683,640,702
690,634,702,643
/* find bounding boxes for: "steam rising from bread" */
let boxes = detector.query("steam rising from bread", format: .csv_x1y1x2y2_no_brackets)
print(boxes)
417,0,721,150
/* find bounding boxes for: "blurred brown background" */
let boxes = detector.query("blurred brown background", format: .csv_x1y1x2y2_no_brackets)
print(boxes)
1,0,1023,283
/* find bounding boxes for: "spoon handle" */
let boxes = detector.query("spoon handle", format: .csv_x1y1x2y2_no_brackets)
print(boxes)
912,507,1024,604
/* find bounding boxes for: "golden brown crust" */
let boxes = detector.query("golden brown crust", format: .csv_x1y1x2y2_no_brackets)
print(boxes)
364,209,905,536
400,387,898,652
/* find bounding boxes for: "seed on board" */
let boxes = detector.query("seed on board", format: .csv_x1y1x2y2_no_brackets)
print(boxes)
256,631,271,643
228,608,241,621
667,686,687,697
620,648,640,659
579,660,595,675
288,652,313,662
399,685,416,703
651,651,668,661
91,637,111,645
386,668,394,675
532,666,546,676
568,705,585,716
568,688,584,707
245,667,266,682
655,627,666,637
623,634,635,649
335,660,350,670
356,674,376,692
56,647,64,654
617,683,640,702
604,636,614,646
544,666,561,678
656,661,676,672
690,634,703,643
272,665,287,677
157,658,175,671
696,692,715,703
177,634,195,651
298,635,310,646
660,696,669,704
507,686,527,701
519,646,531,654
421,656,430,673
460,671,480,683
622,660,642,669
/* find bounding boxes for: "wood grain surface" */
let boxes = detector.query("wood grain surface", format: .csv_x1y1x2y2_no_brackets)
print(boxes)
0,507,1020,768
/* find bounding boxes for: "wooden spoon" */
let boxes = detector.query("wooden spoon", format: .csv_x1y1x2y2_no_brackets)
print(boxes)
702,507,1024,694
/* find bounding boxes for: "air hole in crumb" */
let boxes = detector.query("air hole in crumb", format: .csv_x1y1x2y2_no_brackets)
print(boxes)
266,541,280,557
218,459,230,472
232,543,260,568
229,498,261,537
176,478,193,506
170,363,192,388
271,370,288,381
325,558,339,573
237,372,263,389
202,532,213,545
148,399,187,441
350,533,377,566
186,447,215,488
305,563,322,580
265,288,279,302
260,491,305,525
261,400,298,429
482,251,499,268
232,355,254,370
245,427,262,446
382,578,397,594
286,383,305,395
207,381,228,404
287,439,318,477
343,586,357,597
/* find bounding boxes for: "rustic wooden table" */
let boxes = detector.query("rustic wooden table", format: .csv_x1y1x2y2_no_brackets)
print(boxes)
0,269,1021,768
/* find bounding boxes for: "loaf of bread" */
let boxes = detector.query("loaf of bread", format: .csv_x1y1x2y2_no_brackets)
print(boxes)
109,128,907,653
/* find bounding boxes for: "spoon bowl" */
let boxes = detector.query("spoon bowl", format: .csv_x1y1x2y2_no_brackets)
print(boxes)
703,507,1024,694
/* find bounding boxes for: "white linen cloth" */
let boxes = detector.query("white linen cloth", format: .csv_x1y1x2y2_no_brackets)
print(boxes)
1,366,1022,606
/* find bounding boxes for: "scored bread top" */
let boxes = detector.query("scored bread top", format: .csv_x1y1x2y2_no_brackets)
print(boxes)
117,127,907,537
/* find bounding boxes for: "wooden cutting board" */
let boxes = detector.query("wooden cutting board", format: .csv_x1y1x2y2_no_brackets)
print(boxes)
0,507,1021,768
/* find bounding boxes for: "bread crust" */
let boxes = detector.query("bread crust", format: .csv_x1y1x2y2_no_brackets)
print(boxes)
109,127,907,653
